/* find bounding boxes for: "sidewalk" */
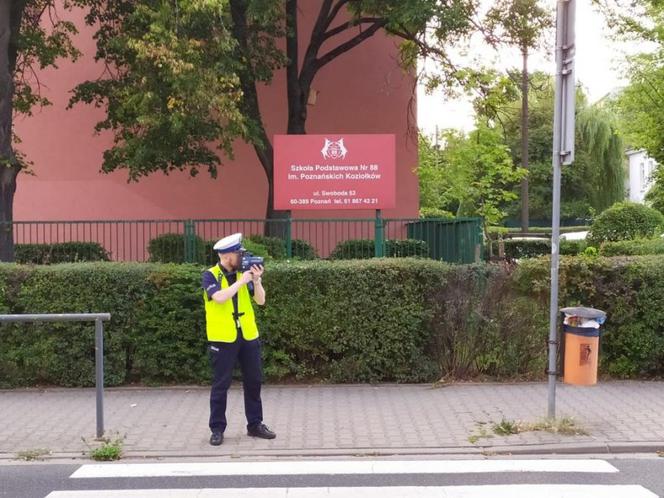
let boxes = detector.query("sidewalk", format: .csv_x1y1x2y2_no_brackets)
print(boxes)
1,382,663,460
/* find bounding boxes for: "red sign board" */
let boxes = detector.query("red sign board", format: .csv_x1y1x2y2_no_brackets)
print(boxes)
274,134,396,210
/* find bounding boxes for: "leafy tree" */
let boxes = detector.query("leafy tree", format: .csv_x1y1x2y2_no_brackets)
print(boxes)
576,105,625,212
71,0,479,233
645,165,664,214
614,53,664,165
417,125,527,236
485,0,553,231
0,0,82,261
70,1,248,180
475,72,624,222
606,1,664,214
417,134,453,218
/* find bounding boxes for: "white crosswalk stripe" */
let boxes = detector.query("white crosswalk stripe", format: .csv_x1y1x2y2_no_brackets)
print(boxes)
69,459,620,478
45,485,659,498
43,459,660,498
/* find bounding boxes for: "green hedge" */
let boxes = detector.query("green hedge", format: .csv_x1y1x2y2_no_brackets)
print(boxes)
0,264,151,387
506,226,589,234
501,239,586,259
503,239,550,259
15,242,110,264
488,226,590,239
599,238,664,256
516,255,664,378
330,239,429,259
560,240,588,255
1,256,664,387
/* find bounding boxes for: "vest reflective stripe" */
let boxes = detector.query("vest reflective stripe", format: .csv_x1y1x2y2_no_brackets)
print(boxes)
203,265,259,342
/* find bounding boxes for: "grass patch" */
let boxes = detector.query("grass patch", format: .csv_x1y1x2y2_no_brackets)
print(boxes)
15,448,51,461
83,434,124,461
469,417,588,443
492,419,520,436
525,417,589,436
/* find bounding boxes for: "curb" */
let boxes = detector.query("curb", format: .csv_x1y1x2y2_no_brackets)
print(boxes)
2,441,663,464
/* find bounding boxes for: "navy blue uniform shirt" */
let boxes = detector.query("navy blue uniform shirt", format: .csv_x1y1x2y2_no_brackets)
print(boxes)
202,265,254,316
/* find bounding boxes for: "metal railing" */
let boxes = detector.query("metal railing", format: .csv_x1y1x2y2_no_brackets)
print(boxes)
0,217,484,264
0,313,111,438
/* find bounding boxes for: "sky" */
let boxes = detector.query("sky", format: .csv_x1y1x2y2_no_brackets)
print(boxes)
417,1,649,135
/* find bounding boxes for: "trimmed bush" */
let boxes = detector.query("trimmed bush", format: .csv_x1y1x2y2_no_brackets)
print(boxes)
291,239,317,260
0,263,150,387
247,235,286,259
599,238,664,256
130,264,209,384
258,259,442,382
386,239,429,258
239,239,271,259
503,239,551,259
560,240,587,255
502,239,586,259
148,234,206,264
330,239,429,259
15,242,109,264
329,239,375,259
587,202,664,246
419,207,454,220
245,235,316,260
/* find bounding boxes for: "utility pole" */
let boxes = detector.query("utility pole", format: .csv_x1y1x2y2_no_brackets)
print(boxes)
548,0,576,419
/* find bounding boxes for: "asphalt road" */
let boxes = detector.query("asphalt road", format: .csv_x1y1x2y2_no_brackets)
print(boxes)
0,456,662,498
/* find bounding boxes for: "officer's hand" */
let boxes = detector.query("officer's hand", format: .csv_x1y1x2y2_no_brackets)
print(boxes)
251,265,264,281
239,271,254,285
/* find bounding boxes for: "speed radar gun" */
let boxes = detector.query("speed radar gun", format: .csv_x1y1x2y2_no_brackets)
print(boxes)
240,252,264,272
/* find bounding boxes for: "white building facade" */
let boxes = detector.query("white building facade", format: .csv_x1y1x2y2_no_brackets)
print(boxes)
626,149,657,203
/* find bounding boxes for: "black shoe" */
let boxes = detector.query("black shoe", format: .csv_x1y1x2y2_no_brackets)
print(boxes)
247,423,276,439
209,431,223,446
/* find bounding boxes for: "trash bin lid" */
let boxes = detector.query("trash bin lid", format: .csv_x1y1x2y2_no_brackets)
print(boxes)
560,306,606,320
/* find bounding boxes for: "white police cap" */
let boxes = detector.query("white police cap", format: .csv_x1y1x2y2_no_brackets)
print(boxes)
213,233,245,253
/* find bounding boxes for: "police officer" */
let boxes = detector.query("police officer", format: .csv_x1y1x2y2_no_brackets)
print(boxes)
202,232,276,446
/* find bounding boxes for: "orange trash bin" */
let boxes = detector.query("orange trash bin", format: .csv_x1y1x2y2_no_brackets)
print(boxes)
560,307,606,386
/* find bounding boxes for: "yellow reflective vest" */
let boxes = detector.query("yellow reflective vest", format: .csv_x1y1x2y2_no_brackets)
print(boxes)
203,264,259,342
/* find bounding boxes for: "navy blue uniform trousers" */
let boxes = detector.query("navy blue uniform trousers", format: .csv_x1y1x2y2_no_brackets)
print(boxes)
209,334,263,433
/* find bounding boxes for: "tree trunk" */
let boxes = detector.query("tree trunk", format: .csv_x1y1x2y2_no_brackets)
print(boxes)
286,0,306,135
520,49,529,233
228,0,283,237
0,166,19,261
262,0,323,235
0,0,22,262
232,0,384,238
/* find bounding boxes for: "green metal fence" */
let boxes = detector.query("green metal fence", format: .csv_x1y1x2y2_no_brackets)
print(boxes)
406,218,484,264
1,217,483,264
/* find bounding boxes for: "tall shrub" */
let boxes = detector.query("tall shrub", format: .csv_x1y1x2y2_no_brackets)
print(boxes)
587,202,664,246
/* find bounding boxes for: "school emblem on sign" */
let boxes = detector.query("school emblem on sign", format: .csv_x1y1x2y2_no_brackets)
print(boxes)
321,138,348,160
